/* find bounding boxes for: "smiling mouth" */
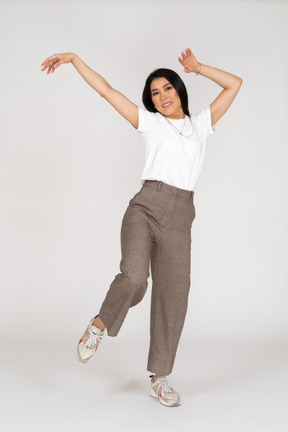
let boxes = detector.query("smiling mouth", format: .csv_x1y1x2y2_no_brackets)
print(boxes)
162,102,172,108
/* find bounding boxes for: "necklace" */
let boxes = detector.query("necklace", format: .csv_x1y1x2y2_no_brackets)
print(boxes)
165,116,186,136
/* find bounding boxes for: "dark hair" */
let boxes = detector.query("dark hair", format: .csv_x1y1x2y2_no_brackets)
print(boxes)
142,68,190,117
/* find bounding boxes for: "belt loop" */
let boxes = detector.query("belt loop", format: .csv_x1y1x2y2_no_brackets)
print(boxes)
190,190,193,199
157,181,162,192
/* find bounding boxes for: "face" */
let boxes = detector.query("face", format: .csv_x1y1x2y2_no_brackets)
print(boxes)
150,77,185,119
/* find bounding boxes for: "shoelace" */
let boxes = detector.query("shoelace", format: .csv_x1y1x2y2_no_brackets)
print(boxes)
84,328,109,349
157,378,173,394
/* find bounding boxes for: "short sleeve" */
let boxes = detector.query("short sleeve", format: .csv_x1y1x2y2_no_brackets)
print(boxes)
191,105,217,140
136,106,158,134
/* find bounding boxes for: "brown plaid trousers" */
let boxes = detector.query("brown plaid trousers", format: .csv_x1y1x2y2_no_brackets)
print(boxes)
98,180,196,375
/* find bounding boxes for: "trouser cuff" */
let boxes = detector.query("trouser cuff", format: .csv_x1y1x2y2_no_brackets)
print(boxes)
147,350,175,376
98,307,123,337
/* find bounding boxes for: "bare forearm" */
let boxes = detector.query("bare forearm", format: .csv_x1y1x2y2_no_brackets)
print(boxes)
196,63,243,89
71,53,112,97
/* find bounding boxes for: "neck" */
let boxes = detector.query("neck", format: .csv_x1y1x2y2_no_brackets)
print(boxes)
165,113,185,120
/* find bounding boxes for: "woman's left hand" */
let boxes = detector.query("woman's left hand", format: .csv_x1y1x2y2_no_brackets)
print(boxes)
178,48,199,73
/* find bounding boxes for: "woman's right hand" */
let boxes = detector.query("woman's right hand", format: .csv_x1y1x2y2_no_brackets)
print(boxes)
40,52,75,74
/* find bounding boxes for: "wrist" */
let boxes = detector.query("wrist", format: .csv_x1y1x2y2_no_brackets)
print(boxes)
195,62,202,76
71,53,77,64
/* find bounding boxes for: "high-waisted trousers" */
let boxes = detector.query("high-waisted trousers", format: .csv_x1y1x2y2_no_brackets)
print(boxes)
98,179,196,376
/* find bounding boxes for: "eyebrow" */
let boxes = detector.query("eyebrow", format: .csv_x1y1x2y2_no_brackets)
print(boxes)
150,83,171,93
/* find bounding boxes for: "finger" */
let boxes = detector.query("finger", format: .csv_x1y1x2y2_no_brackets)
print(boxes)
41,56,54,65
43,61,53,71
181,51,186,58
41,59,54,70
41,63,49,70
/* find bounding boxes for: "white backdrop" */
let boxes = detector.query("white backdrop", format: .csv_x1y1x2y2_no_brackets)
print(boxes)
0,0,287,349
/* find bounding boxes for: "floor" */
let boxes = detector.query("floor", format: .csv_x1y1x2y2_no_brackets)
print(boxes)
1,338,288,431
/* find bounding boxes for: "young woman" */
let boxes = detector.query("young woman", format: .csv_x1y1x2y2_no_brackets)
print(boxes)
41,48,243,407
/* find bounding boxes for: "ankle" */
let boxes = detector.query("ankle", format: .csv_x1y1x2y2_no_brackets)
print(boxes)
153,374,164,382
93,316,105,331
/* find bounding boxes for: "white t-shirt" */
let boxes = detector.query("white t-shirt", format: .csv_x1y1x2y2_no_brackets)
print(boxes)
136,105,217,192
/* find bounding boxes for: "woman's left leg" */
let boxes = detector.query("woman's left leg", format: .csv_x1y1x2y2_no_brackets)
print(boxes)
147,229,192,376
146,184,196,377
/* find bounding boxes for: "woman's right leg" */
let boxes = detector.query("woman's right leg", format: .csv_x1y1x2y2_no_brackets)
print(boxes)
93,315,105,331
97,196,155,337
77,192,154,362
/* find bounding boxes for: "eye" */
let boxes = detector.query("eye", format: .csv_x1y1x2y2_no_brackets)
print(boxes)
152,86,172,96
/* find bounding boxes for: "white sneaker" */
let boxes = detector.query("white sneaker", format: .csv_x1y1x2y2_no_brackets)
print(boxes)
76,315,108,363
149,374,181,407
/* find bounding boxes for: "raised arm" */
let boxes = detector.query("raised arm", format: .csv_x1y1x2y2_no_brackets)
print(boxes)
40,52,139,129
178,48,243,128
